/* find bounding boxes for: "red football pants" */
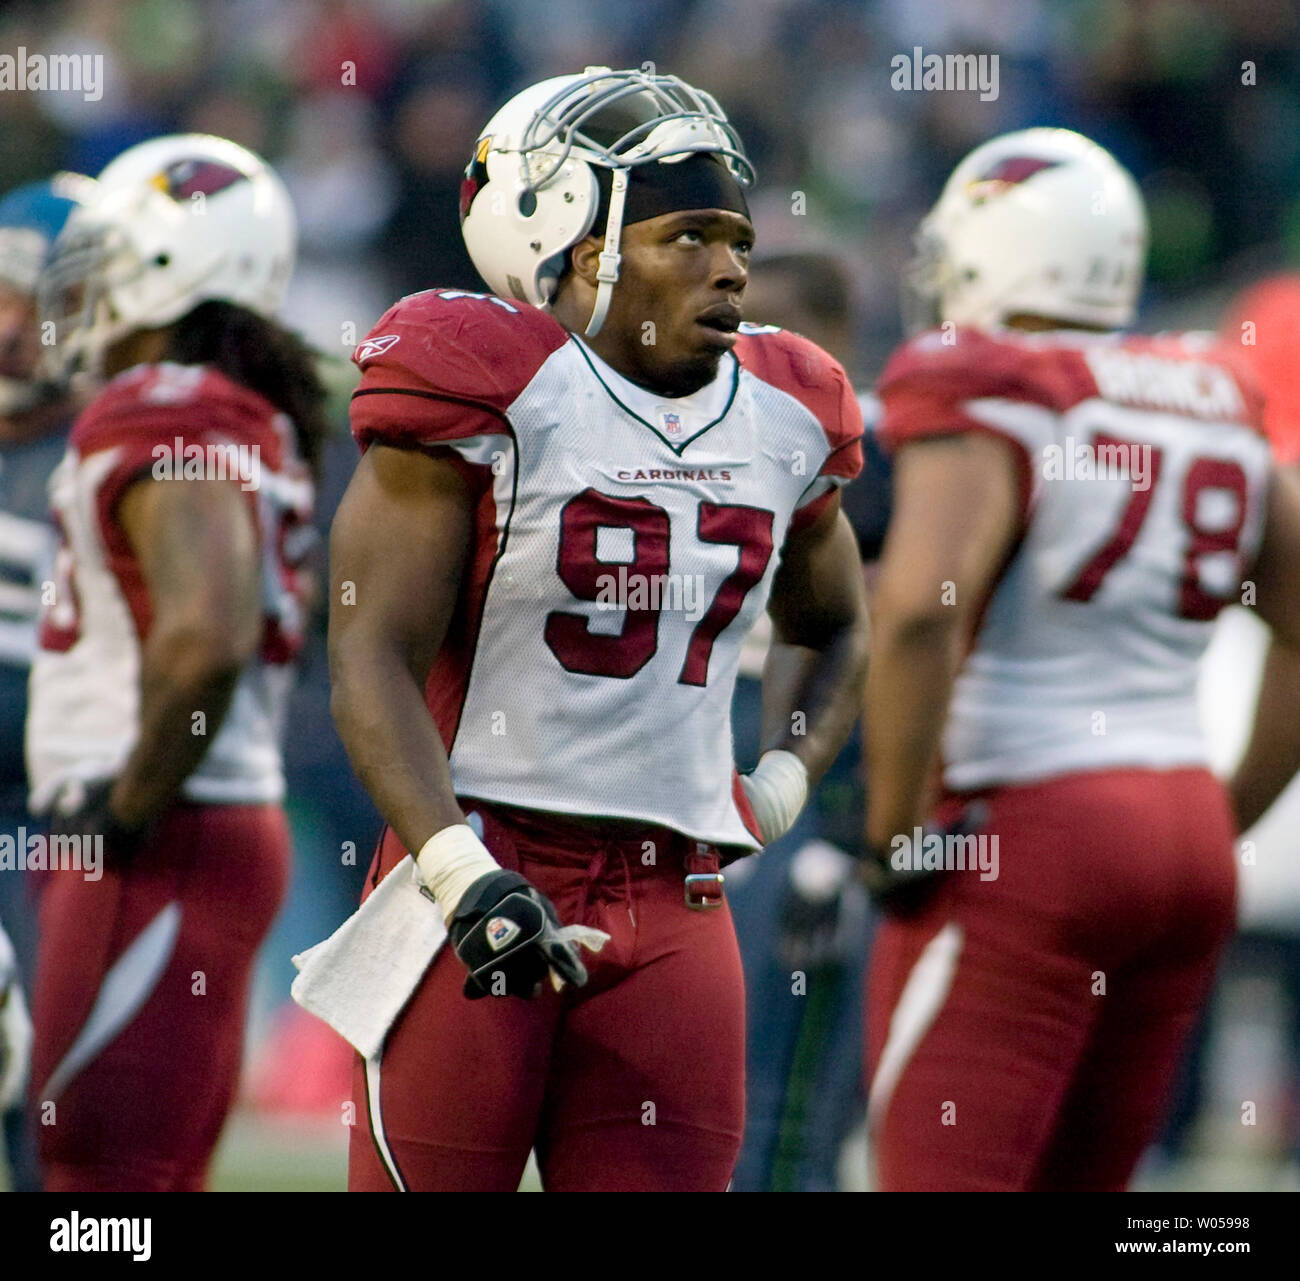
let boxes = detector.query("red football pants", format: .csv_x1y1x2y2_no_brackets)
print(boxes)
866,767,1237,1191
347,803,747,1192
29,803,289,1191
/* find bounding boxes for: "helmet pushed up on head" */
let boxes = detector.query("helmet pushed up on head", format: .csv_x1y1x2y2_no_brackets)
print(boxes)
902,127,1147,335
459,66,753,337
40,133,296,380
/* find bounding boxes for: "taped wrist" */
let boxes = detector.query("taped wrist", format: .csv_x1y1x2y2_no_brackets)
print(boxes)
415,824,501,924
741,750,809,844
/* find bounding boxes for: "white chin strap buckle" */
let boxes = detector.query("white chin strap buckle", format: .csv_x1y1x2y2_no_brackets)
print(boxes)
595,250,621,285
585,167,630,338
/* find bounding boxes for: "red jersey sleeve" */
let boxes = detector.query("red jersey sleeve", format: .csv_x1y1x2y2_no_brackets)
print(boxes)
735,325,864,532
875,327,1097,525
70,363,288,640
349,289,570,463
73,363,284,522
875,326,1097,444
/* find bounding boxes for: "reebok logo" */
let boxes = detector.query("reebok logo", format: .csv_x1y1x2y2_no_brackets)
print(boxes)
355,334,401,362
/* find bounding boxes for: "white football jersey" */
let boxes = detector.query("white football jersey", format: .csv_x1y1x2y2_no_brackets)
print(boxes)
878,326,1273,790
26,363,314,811
351,289,863,849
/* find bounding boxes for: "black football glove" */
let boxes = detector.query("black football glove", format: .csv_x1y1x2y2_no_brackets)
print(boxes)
859,803,988,916
49,777,146,867
447,869,589,1000
776,843,859,970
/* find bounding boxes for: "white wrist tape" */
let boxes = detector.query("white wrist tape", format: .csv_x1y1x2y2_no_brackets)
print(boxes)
740,750,809,845
414,824,501,924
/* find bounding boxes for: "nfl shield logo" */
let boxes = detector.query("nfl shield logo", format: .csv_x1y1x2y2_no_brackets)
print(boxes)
662,412,682,436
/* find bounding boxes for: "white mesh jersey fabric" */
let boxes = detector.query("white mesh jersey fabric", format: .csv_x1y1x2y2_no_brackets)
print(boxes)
437,340,848,849
938,343,1274,791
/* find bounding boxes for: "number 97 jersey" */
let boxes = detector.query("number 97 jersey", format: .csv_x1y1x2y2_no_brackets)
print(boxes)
350,290,862,849
877,326,1273,791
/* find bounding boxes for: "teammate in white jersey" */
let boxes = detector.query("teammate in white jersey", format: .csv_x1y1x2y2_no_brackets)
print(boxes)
860,128,1300,1190
326,67,870,1192
24,135,324,1190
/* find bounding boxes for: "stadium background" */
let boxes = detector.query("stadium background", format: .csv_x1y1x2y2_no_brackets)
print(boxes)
2,0,1299,1190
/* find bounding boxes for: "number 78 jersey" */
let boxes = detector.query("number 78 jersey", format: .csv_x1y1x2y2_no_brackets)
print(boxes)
351,290,862,848
877,326,1273,791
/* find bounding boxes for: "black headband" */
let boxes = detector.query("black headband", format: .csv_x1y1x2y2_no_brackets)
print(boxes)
592,152,751,231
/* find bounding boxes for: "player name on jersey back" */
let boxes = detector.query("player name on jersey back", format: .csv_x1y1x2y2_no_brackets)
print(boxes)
351,290,863,849
1083,345,1245,420
878,326,1272,790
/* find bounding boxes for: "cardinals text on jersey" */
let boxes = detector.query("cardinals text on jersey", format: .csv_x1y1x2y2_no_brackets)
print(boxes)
877,326,1272,790
26,362,314,811
350,290,863,848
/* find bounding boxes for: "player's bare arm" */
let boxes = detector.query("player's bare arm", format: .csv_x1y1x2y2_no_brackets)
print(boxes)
761,493,870,788
864,431,1020,848
1229,464,1300,830
327,443,472,854
109,476,262,828
328,442,590,996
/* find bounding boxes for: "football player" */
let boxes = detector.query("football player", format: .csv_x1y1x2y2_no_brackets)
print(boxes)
327,67,871,1192
860,128,1300,1190
0,173,93,1190
24,135,324,1191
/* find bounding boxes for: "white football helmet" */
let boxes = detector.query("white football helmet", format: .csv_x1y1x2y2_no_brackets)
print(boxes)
40,133,295,378
459,66,753,336
902,128,1147,334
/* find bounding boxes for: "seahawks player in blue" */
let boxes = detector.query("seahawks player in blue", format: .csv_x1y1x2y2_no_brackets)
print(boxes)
0,174,91,1190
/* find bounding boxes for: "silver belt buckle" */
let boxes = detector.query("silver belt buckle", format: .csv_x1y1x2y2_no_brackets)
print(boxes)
684,871,725,910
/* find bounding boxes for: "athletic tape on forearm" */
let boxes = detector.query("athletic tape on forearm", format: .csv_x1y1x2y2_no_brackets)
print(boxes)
415,824,501,924
741,750,809,844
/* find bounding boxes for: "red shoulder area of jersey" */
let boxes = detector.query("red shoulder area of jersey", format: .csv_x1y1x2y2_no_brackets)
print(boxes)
877,327,1094,451
1153,330,1269,437
73,362,287,466
351,289,569,431
879,326,1266,451
350,289,569,453
735,323,862,460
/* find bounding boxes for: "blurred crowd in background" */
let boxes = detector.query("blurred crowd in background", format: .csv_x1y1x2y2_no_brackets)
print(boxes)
3,0,1300,1186
4,0,1300,368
